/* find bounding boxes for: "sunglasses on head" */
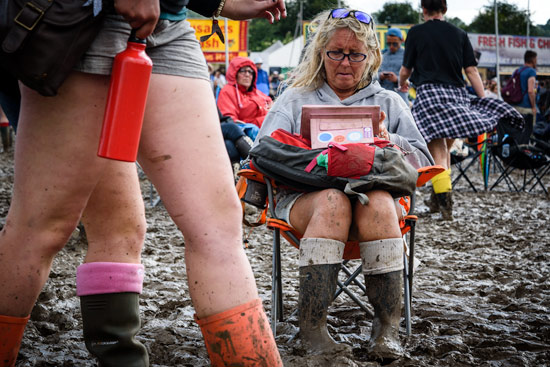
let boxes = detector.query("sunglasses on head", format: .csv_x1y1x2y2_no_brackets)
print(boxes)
329,8,372,26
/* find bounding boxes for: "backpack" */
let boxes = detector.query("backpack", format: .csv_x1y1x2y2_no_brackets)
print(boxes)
248,129,419,205
501,67,527,104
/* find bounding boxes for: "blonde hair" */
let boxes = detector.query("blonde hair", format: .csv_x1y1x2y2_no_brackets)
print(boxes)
287,9,382,92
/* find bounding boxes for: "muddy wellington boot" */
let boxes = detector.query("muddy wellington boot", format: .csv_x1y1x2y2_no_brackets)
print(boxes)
360,238,404,361
298,263,351,354
423,188,439,213
235,135,253,159
435,191,453,221
196,298,283,366
77,262,148,367
0,314,30,367
365,271,404,361
298,237,351,354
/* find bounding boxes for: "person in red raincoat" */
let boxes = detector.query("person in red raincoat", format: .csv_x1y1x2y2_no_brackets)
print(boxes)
217,56,272,128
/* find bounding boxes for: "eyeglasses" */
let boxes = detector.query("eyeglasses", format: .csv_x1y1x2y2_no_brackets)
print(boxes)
387,42,400,47
329,8,372,26
238,68,254,75
326,50,367,62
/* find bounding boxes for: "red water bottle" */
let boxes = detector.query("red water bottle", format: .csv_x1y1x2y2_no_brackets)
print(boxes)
98,29,153,162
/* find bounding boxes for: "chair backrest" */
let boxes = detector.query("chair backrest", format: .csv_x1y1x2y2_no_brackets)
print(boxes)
494,117,548,169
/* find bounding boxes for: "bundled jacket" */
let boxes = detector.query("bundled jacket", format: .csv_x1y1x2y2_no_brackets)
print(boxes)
217,57,272,128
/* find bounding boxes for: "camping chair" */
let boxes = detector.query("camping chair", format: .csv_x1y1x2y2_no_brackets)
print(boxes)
489,118,550,195
236,165,444,338
451,136,493,192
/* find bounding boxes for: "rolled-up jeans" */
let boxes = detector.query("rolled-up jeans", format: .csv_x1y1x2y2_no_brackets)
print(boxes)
221,123,246,162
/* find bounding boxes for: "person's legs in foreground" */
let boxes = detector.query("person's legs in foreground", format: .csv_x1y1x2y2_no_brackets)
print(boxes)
290,189,404,360
138,74,281,366
0,72,147,366
425,138,453,220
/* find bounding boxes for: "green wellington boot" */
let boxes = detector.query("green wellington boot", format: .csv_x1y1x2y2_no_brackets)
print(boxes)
365,270,404,361
298,263,352,355
80,292,149,367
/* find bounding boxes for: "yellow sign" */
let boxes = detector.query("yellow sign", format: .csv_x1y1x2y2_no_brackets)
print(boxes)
188,19,248,62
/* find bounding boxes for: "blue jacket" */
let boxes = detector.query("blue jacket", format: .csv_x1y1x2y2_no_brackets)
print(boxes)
256,68,270,96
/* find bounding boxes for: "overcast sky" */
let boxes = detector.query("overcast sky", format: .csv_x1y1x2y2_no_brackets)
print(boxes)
345,0,549,26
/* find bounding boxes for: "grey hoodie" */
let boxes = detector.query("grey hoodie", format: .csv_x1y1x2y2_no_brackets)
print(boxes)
255,81,434,168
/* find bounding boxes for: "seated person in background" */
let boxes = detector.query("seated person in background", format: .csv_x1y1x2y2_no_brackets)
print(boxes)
484,79,500,99
254,8,433,361
217,56,273,128
269,70,282,98
378,27,408,104
218,108,253,164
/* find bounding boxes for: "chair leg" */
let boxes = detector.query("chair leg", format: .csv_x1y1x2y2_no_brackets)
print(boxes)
402,253,412,336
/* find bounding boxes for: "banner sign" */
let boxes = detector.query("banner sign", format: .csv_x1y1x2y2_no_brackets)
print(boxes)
189,19,248,63
469,33,550,66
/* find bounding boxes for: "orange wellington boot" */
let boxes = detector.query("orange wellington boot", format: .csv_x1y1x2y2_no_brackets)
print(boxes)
0,314,30,367
195,298,282,366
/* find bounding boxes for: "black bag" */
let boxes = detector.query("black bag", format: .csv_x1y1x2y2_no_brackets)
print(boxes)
501,66,527,105
249,133,418,204
0,0,105,96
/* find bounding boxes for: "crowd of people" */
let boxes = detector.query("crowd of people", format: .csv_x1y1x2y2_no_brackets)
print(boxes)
0,0,547,366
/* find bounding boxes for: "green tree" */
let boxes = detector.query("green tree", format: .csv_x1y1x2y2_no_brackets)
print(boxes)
249,0,345,51
372,1,420,26
467,1,543,36
536,19,550,37
447,17,467,30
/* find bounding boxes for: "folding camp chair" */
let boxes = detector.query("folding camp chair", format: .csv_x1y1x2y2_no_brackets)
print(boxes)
236,165,444,338
451,136,492,192
489,118,550,195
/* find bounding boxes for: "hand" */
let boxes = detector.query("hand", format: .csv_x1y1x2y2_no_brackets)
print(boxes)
385,72,398,83
378,111,390,140
398,80,409,93
115,0,160,39
222,0,287,23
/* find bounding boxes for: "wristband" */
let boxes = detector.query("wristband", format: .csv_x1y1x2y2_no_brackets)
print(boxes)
215,0,226,18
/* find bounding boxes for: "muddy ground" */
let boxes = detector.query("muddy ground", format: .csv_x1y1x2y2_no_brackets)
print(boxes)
1,144,549,367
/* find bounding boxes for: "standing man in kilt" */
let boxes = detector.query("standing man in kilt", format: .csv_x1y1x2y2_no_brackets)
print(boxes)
398,0,523,220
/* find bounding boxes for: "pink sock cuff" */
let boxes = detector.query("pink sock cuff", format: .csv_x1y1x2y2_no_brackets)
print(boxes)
76,262,144,296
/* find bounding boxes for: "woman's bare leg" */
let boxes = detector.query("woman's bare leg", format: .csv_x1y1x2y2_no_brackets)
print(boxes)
427,138,449,169
138,75,258,318
81,162,146,264
289,188,352,242
0,73,113,317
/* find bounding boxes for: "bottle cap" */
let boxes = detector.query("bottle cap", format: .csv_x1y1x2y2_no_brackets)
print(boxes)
129,29,147,44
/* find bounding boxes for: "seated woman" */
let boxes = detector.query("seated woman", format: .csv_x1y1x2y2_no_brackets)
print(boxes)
255,9,433,361
217,56,273,128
